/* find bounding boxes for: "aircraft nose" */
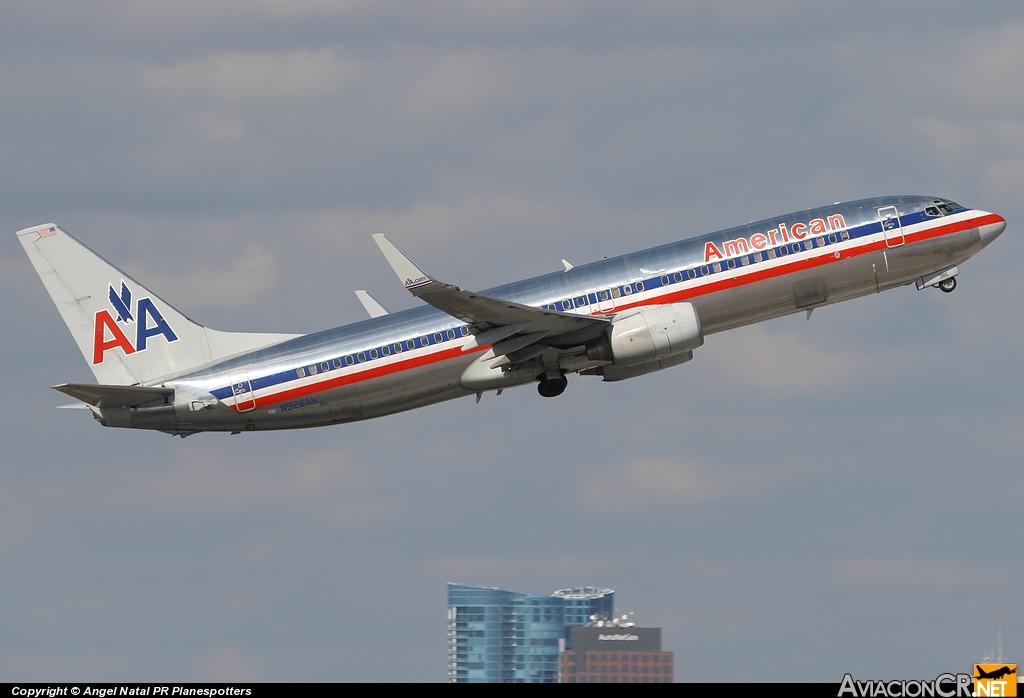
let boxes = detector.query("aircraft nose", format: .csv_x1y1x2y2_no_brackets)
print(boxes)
979,213,1006,249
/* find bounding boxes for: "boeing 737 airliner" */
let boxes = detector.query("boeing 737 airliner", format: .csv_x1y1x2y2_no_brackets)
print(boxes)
17,196,1005,436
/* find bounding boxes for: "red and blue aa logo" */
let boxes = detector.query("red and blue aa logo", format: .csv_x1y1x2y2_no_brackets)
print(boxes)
93,281,178,364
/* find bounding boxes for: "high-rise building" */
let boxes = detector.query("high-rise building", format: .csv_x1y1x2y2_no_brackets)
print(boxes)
560,625,674,683
447,583,614,683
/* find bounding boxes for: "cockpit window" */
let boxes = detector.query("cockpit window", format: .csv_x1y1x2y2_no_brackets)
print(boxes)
925,201,962,216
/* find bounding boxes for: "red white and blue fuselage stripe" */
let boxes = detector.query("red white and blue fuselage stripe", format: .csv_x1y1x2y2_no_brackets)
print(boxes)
195,197,999,412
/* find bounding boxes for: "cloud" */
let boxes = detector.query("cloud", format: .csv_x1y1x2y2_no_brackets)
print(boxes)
831,557,1016,591
406,51,511,126
952,21,1024,112
577,454,801,509
0,446,393,552
699,323,895,395
193,646,266,682
141,49,359,103
186,110,246,142
429,554,613,590
128,244,280,313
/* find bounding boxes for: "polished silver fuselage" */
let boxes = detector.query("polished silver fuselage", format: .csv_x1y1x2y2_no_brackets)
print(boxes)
112,196,1003,435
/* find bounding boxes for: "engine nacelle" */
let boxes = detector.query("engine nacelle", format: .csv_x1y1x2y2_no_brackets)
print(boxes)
586,302,702,366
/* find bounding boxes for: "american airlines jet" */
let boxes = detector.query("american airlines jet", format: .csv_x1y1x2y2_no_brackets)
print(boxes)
17,196,1005,436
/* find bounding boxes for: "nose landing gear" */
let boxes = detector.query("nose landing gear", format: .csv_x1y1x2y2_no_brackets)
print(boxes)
938,277,957,293
537,373,568,397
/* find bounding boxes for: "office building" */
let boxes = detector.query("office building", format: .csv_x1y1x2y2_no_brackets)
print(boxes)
447,583,614,683
560,625,673,683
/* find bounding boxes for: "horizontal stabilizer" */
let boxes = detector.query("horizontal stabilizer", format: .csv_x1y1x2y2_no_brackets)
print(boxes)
53,383,174,408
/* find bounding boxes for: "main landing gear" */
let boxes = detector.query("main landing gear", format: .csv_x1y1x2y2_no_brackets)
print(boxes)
537,373,568,398
938,277,957,293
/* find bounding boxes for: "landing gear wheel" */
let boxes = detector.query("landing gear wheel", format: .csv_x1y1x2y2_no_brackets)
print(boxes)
537,374,568,398
938,277,957,293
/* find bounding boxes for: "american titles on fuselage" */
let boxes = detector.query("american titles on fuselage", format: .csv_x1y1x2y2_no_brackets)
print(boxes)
703,214,847,263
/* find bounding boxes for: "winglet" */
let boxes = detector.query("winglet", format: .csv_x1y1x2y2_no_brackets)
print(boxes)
372,234,435,293
354,290,389,318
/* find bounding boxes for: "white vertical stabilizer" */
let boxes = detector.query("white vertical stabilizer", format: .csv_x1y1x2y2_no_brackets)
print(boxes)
17,224,301,386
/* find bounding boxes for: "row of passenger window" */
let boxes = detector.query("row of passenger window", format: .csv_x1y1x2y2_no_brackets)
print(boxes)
295,325,471,379
546,230,852,311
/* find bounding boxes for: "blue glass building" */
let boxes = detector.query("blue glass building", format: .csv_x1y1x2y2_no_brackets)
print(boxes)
447,583,614,683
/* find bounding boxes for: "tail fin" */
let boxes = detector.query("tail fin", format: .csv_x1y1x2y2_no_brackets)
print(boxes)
17,224,301,385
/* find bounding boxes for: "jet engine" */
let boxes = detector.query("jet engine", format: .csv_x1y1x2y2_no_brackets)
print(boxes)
585,302,703,366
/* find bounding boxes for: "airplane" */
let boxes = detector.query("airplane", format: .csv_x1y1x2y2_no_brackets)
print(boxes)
975,666,1016,681
16,195,1005,437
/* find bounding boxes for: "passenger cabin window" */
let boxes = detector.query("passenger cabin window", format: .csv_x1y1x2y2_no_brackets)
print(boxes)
687,269,696,279
829,233,837,243
623,285,633,295
841,231,850,240
768,249,777,259
309,364,318,375
575,296,586,307
636,281,645,291
727,259,736,269
700,265,709,275
562,300,572,310
741,256,750,266
345,356,354,365
407,340,415,350
804,240,814,251
370,348,378,359
447,329,455,340
599,290,610,301
611,287,621,298
394,343,402,353
358,352,366,361
333,358,342,369
382,346,390,356
754,252,763,262
320,362,329,372
296,367,305,378
816,237,825,247
420,336,428,346
661,275,670,285
461,326,469,336
673,272,682,282
712,262,722,272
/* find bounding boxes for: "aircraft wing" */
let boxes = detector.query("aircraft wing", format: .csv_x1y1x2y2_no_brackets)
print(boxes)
372,234,608,339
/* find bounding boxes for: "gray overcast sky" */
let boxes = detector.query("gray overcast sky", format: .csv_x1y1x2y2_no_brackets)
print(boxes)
1,0,1022,682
